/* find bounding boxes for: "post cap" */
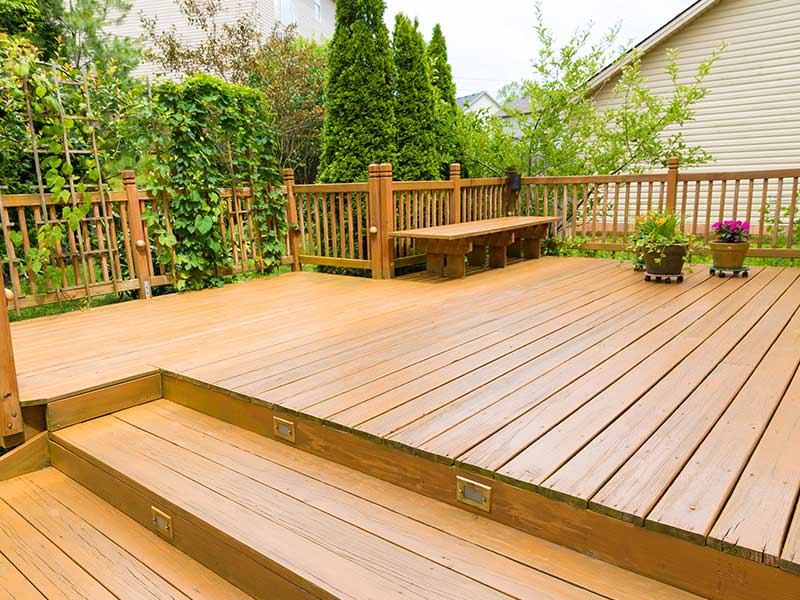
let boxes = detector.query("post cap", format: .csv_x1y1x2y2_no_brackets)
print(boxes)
667,157,679,169
122,169,136,183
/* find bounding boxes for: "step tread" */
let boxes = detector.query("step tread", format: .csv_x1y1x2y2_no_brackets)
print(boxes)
51,400,703,600
0,467,252,600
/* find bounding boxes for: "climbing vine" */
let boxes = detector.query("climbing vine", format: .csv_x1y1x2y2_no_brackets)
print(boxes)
0,34,106,292
141,74,284,290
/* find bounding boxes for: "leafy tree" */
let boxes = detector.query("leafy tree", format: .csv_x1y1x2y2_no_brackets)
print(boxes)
318,0,394,182
392,14,437,181
461,3,723,178
145,1,327,182
427,23,460,177
60,0,140,74
0,0,64,59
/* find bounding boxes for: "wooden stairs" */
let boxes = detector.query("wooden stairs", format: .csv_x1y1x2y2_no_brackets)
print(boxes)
0,397,709,600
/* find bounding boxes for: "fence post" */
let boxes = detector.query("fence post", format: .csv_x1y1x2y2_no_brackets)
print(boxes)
0,279,22,448
505,166,519,216
122,170,152,299
282,168,302,272
666,157,679,213
378,163,394,278
449,163,462,224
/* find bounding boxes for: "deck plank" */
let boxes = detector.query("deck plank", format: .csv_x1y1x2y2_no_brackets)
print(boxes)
140,399,704,600
53,417,517,600
646,290,800,543
115,402,609,600
707,365,800,564
444,269,764,472
0,494,115,599
582,272,800,523
538,269,800,504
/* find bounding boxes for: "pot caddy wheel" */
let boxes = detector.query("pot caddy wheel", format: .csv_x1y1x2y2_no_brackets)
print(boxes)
709,266,749,278
644,272,683,283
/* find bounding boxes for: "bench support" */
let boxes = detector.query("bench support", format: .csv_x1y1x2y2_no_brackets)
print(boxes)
467,245,487,266
426,253,445,276
445,254,467,278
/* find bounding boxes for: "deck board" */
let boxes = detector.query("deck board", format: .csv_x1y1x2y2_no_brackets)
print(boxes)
0,469,252,600
52,401,703,600
10,256,800,580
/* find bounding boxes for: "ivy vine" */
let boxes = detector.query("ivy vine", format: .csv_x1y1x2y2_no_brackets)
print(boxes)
142,74,284,290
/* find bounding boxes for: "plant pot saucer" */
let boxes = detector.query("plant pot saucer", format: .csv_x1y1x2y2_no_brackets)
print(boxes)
709,265,749,278
644,271,684,283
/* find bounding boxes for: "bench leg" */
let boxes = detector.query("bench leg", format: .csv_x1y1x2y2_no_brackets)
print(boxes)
467,244,487,266
488,245,507,269
426,253,445,275
445,254,466,278
507,240,522,258
523,237,541,259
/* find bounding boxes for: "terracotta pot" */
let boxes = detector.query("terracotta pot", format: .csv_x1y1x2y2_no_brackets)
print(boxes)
643,244,686,275
709,241,749,269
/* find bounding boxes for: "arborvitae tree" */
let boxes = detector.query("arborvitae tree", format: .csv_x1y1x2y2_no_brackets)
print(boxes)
428,24,456,111
392,14,438,181
428,23,461,177
318,0,394,182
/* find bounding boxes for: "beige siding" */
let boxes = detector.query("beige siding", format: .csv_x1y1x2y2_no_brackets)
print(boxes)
592,0,800,172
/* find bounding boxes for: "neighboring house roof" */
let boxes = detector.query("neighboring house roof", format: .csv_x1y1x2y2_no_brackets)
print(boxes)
503,96,531,115
456,92,487,109
587,0,722,92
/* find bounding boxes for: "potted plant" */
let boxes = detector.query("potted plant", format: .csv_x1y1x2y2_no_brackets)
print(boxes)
709,220,750,272
629,211,691,282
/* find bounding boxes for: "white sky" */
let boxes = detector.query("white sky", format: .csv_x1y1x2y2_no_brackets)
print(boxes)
383,0,699,97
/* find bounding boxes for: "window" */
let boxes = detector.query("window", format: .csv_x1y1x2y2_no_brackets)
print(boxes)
314,0,321,21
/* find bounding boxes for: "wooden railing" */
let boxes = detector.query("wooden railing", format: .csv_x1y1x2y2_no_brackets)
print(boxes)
283,159,800,277
0,170,273,313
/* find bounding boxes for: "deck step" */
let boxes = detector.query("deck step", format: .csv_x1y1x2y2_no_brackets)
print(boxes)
0,467,250,599
50,399,703,600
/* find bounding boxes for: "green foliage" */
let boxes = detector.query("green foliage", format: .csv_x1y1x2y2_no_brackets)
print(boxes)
0,0,64,59
628,211,694,258
461,3,723,178
0,38,108,289
141,74,284,290
145,2,328,183
318,0,395,182
60,0,140,74
428,23,460,177
392,14,437,181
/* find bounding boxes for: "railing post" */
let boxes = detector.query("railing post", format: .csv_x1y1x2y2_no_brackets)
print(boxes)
666,157,679,213
449,163,462,224
505,166,519,216
0,279,22,448
122,170,152,299
282,168,302,272
367,164,383,279
378,163,394,279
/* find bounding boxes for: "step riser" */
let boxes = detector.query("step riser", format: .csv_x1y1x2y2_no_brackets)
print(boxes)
161,374,800,600
50,441,322,600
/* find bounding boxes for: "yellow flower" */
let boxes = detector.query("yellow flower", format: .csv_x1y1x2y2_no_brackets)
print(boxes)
656,217,667,225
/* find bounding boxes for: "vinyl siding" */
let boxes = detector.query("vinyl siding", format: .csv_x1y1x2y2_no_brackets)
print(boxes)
591,0,800,172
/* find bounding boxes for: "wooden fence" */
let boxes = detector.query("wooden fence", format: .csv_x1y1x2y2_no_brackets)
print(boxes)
283,158,800,278
0,170,272,313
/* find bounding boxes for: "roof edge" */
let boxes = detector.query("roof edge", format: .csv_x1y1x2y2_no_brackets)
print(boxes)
587,0,722,93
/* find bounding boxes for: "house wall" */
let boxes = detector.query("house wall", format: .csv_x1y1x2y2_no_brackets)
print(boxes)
106,0,334,78
591,0,800,172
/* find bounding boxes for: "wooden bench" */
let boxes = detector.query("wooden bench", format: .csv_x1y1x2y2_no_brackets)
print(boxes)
390,216,559,278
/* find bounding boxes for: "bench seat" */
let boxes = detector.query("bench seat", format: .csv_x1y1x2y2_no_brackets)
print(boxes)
390,216,559,278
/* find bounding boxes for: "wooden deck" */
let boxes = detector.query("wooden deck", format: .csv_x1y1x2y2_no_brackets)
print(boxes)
0,467,250,599
11,256,800,595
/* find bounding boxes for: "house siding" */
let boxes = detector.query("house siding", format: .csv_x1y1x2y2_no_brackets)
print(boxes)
591,0,800,172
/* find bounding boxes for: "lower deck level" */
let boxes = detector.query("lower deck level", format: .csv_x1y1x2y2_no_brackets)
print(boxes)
11,256,800,599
